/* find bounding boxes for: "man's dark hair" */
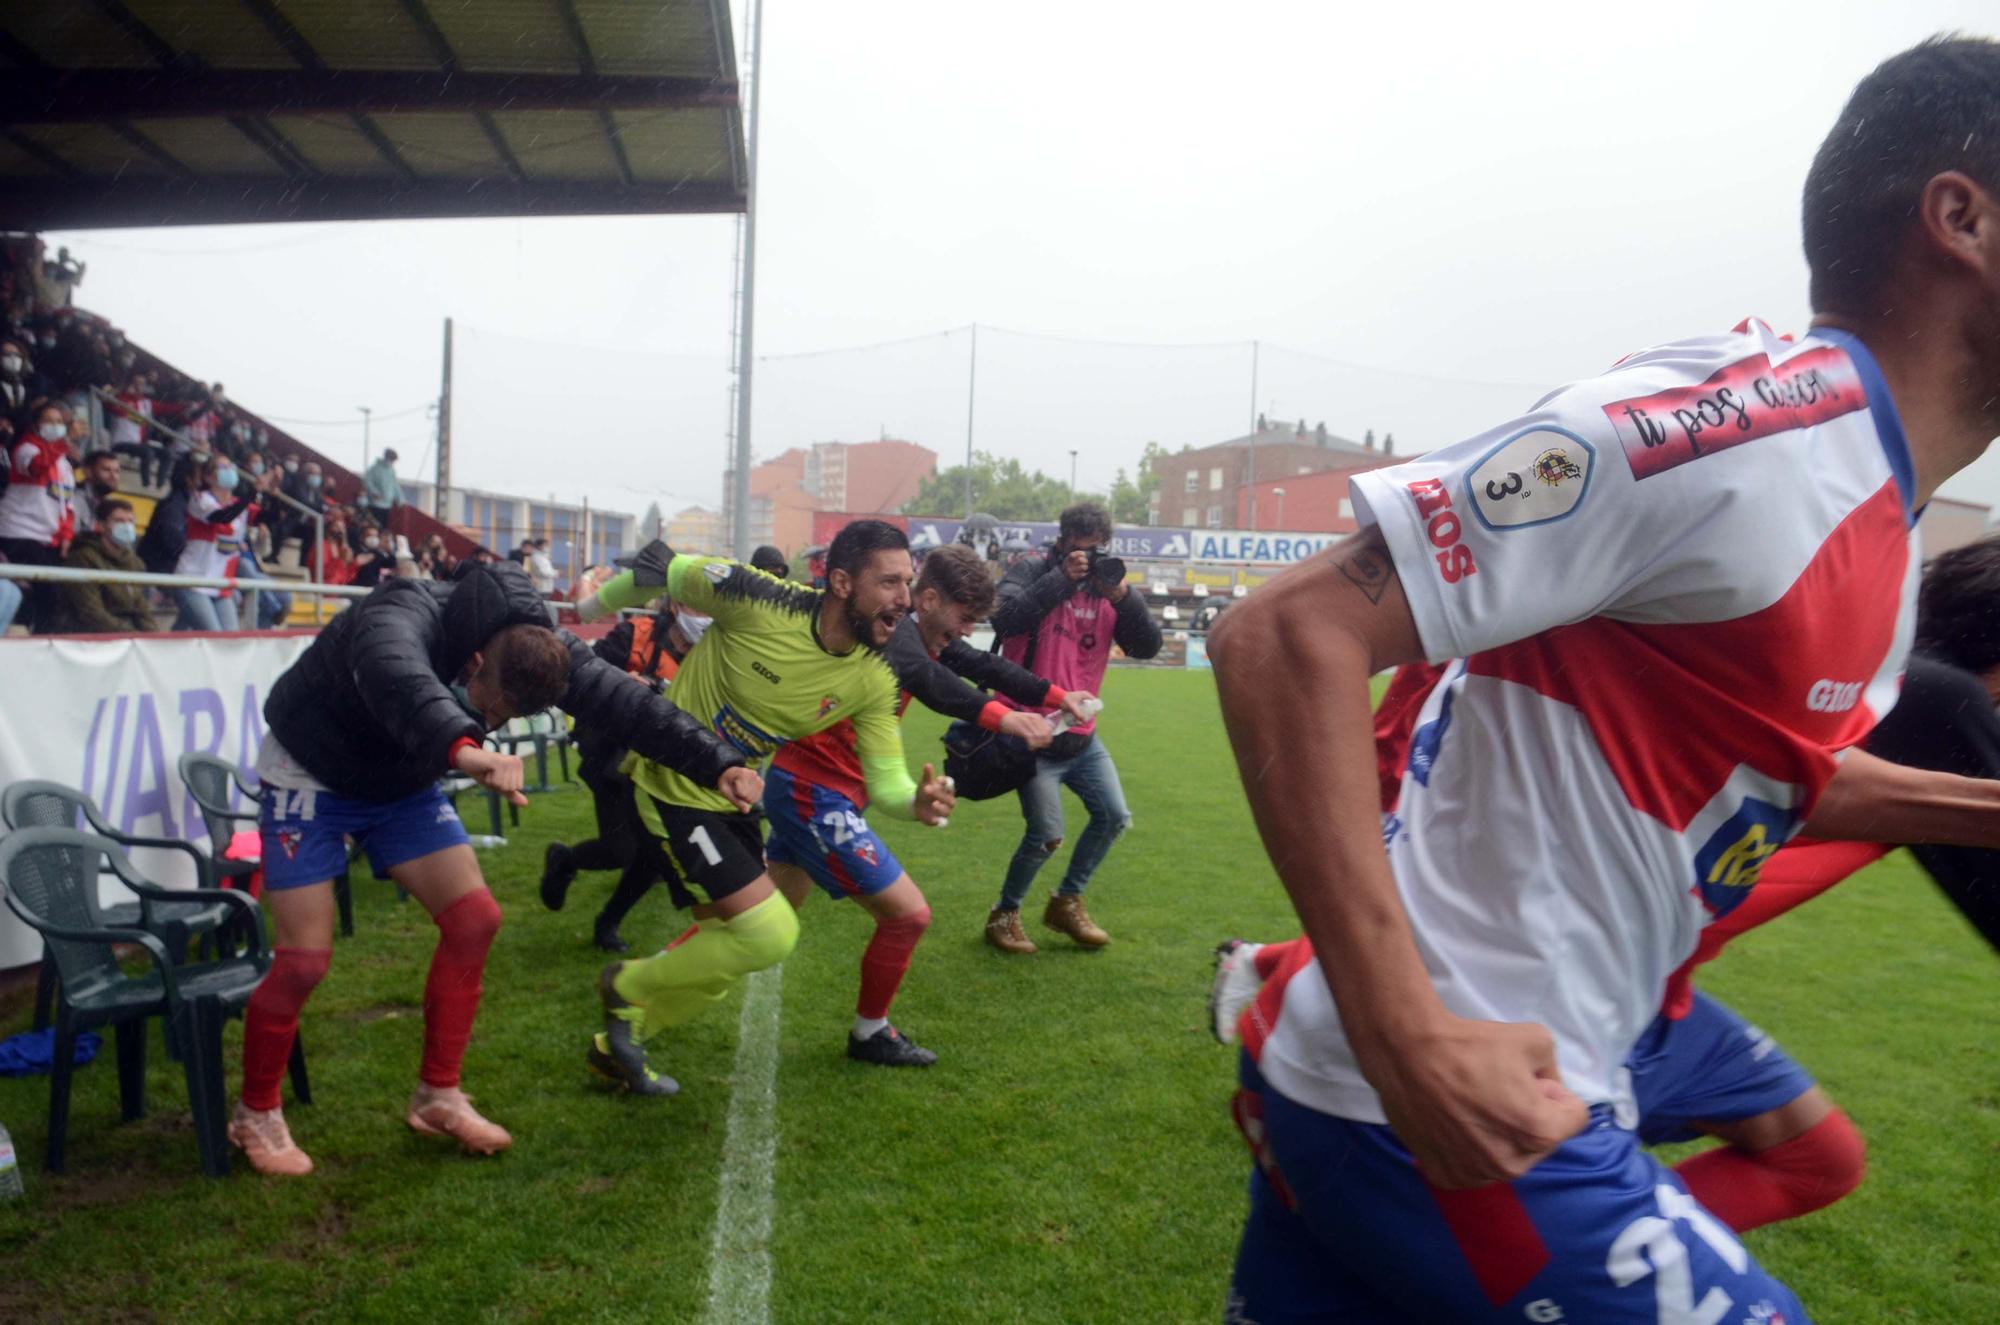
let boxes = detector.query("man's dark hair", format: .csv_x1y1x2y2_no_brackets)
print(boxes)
1058,501,1113,548
1916,533,2000,675
916,542,996,617
825,519,908,581
751,544,790,579
382,448,399,464
95,497,132,523
1803,36,2000,314
484,622,571,715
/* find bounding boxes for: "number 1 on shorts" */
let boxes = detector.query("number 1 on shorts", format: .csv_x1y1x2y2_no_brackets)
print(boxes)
688,823,723,867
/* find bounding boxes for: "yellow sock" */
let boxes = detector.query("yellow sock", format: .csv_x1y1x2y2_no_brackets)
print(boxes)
611,892,800,1032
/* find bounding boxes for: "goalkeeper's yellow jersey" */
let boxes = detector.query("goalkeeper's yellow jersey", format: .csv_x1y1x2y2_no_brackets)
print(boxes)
629,555,910,816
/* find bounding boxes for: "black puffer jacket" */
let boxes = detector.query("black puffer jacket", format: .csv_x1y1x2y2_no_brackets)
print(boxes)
266,563,744,801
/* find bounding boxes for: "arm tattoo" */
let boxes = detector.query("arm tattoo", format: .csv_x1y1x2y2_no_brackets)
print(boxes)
1336,530,1392,606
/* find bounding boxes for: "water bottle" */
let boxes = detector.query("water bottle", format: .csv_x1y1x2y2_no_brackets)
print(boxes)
1048,695,1105,736
0,1120,24,1200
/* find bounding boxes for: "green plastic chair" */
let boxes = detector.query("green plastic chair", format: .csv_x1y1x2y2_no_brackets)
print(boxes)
0,828,273,1178
179,750,356,938
1,780,237,1033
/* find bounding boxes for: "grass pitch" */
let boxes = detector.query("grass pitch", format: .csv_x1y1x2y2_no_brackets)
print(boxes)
0,668,1995,1322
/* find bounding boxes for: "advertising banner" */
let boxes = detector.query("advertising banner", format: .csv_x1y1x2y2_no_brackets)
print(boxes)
0,633,313,968
809,512,1339,566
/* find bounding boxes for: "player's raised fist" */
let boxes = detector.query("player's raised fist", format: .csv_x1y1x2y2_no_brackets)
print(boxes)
454,745,529,807
717,766,764,814
915,762,956,826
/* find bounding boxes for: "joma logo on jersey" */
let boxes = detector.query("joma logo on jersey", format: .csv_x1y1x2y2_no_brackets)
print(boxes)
1692,798,1795,918
1805,678,1862,713
1405,479,1478,583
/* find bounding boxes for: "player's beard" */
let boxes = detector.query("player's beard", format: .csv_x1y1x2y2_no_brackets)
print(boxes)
845,597,893,652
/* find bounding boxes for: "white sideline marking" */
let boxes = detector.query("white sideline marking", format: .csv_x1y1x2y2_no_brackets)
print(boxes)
702,965,784,1325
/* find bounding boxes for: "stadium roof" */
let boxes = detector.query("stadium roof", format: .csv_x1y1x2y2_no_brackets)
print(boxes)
0,1,745,230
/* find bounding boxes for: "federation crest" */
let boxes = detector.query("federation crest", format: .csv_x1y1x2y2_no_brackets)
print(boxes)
276,828,304,861
1532,447,1583,486
853,839,879,867
817,695,840,719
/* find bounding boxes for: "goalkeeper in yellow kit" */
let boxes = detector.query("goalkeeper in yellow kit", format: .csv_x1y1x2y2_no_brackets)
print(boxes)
577,519,956,1096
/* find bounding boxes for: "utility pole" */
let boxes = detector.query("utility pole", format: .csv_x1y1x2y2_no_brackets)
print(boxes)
1246,339,1259,531
963,322,978,519
1069,449,1078,498
729,0,766,559
436,317,453,520
359,405,372,472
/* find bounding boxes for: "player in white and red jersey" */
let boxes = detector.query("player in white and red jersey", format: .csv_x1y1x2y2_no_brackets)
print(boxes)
1207,37,2000,1322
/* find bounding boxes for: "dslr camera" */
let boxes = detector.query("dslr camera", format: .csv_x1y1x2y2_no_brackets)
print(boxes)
1083,545,1127,589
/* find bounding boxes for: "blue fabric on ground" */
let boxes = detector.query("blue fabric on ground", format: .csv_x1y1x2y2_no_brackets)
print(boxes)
0,1028,103,1076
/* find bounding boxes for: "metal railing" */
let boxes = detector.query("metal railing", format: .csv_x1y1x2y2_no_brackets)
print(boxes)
0,561,369,628
94,387,332,622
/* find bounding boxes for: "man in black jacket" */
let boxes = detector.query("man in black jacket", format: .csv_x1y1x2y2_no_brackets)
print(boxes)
983,502,1162,953
228,561,761,1177
763,542,1093,1066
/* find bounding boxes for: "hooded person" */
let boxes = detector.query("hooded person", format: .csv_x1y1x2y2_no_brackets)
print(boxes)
230,559,763,1177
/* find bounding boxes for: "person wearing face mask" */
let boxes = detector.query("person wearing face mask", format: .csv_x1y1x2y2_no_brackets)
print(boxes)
351,521,393,589
0,401,78,633
56,497,159,633
0,337,46,430
170,453,255,631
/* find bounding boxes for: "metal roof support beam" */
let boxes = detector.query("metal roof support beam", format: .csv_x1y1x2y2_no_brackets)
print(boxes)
0,69,737,124
235,0,415,180
0,175,745,231
551,0,637,187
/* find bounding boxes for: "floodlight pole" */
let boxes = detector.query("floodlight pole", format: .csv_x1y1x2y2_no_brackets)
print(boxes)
436,317,453,520
729,0,766,560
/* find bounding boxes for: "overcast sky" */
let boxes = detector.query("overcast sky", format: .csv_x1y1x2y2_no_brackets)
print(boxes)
44,0,2000,526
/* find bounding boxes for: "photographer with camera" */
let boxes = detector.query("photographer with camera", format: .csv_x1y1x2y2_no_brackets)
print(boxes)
982,501,1161,953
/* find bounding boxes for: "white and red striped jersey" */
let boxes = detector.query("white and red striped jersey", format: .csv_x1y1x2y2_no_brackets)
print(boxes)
173,489,250,597
1245,322,1920,1124
0,436,76,548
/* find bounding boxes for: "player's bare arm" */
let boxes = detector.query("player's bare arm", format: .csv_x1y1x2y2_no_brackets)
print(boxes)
1210,527,1588,1189
1804,746,2000,849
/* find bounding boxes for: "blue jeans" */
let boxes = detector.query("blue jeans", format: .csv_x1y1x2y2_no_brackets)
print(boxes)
0,578,20,633
996,734,1131,910
172,589,239,632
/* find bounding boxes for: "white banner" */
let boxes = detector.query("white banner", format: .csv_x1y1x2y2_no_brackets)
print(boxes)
0,633,313,969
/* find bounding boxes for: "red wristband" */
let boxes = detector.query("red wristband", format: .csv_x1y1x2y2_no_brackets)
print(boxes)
447,736,479,767
977,700,1010,732
1043,685,1068,708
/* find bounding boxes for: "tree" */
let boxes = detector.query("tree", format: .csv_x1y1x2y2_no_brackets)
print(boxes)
640,501,665,541
1108,441,1164,524
902,451,1073,522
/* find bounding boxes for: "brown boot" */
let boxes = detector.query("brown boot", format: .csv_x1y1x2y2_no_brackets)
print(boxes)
984,907,1037,954
1043,893,1110,948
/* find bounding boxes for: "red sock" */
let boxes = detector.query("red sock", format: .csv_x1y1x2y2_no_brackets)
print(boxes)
1253,937,1305,981
1675,1110,1867,1233
857,906,931,1020
240,946,330,1111
420,890,503,1089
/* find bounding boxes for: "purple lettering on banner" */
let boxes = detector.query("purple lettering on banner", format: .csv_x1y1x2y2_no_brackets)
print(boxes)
79,697,107,821
179,687,225,827
237,683,265,785
101,694,130,817
120,693,178,839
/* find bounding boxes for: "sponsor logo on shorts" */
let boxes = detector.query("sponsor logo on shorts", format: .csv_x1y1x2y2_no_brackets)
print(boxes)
1805,678,1863,713
1603,344,1864,480
1692,798,1795,918
1466,427,1595,531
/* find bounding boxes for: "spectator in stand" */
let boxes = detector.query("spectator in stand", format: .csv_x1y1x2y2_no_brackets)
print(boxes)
0,549,19,634
320,511,357,585
138,453,199,576
364,447,401,530
282,458,327,563
71,449,121,534
162,383,223,465
0,337,47,433
351,520,394,589
106,370,161,487
0,399,78,633
171,452,254,632
525,538,557,597
57,497,158,633
423,533,457,580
